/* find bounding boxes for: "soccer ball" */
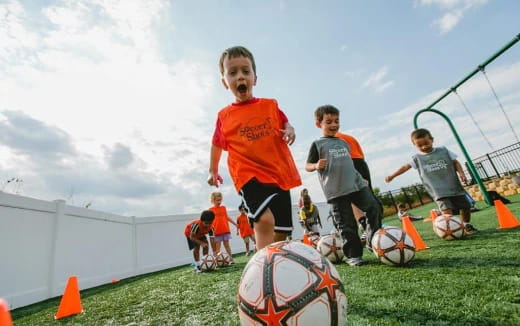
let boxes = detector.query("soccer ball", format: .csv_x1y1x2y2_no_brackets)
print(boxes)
371,227,415,266
200,254,217,272
317,234,344,264
237,241,347,325
433,215,464,240
216,251,232,267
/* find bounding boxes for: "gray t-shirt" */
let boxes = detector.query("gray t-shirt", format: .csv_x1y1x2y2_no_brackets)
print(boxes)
411,146,464,200
307,137,366,202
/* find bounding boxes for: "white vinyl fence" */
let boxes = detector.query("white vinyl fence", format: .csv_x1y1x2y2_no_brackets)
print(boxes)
0,191,334,309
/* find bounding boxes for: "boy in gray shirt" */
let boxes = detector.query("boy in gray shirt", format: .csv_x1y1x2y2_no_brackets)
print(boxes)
306,105,382,266
385,128,477,234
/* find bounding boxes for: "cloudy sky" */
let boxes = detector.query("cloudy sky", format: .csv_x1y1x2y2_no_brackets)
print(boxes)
1,0,519,217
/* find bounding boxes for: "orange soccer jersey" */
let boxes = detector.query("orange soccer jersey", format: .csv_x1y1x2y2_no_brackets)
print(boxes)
209,206,231,236
236,213,254,238
216,98,301,191
336,132,365,159
184,219,213,239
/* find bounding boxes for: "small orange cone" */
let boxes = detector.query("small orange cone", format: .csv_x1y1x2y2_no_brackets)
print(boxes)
0,299,13,326
54,276,83,320
495,200,520,229
402,216,430,250
423,209,439,222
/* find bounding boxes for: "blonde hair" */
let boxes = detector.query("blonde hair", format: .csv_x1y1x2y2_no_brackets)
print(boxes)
210,191,223,203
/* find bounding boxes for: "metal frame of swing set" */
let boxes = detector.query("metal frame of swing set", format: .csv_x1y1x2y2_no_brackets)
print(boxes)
413,33,520,206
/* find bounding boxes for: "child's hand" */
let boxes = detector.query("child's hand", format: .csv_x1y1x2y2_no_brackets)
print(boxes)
315,159,327,170
280,125,296,145
385,175,393,183
207,173,223,187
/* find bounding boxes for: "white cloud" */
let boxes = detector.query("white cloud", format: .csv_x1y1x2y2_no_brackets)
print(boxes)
0,0,219,215
364,60,520,192
415,0,488,34
362,66,395,94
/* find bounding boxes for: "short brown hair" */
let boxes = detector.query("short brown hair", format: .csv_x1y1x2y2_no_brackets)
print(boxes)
200,210,215,222
314,105,340,122
219,46,256,75
411,128,432,140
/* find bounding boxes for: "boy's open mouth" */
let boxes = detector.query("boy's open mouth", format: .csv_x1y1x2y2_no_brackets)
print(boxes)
237,84,247,93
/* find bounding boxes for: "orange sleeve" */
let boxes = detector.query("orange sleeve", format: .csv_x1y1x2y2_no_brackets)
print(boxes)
336,132,364,159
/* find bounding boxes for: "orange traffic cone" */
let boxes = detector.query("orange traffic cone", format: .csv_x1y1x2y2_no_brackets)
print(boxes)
0,299,13,326
494,200,520,229
423,208,439,222
54,276,83,320
402,216,430,250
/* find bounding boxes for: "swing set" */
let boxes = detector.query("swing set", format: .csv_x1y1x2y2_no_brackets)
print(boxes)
413,33,520,206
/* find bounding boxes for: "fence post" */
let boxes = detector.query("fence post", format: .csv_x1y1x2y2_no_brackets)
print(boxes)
487,154,500,178
413,186,424,205
388,191,397,213
49,199,65,297
401,189,412,208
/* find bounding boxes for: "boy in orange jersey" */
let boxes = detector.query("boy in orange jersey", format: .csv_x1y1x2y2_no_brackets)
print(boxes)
209,191,238,264
184,210,215,273
236,204,256,256
207,45,302,250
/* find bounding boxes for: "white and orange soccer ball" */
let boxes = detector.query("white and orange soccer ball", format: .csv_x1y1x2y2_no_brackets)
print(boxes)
215,251,232,267
371,227,415,266
237,240,347,326
317,234,344,264
433,214,465,240
200,254,217,272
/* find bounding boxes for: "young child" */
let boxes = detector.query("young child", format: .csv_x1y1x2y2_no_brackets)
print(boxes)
336,132,374,243
298,188,309,208
298,194,322,235
396,203,423,221
207,45,302,250
236,204,256,256
184,210,215,273
305,105,382,266
385,128,477,234
209,191,238,264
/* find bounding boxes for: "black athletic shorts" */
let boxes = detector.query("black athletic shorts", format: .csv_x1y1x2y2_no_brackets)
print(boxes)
239,178,293,234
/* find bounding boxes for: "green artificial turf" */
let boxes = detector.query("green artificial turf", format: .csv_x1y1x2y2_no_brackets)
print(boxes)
11,195,520,325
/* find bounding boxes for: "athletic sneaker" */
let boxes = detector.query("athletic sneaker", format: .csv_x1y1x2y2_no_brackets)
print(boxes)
229,259,236,265
464,223,478,235
245,251,250,256
346,257,365,267
193,266,202,273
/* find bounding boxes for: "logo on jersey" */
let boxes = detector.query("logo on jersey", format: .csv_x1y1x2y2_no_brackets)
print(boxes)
240,118,273,141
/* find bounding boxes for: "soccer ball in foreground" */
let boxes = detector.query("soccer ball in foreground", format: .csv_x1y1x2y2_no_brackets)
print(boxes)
371,227,415,266
200,254,217,272
216,251,231,267
237,241,347,325
433,215,464,240
317,234,344,264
